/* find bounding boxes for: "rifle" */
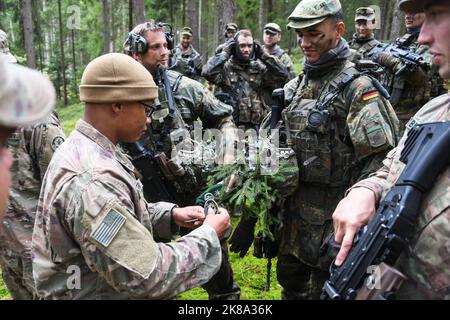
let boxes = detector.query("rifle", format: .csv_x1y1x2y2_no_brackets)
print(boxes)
156,64,177,152
253,213,278,291
321,121,450,300
122,65,186,203
368,43,427,105
270,88,285,131
121,141,177,203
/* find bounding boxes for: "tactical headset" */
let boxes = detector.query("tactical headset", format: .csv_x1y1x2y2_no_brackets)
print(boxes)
127,22,175,54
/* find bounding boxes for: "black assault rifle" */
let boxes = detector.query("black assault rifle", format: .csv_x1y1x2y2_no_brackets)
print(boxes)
321,121,450,300
368,43,428,104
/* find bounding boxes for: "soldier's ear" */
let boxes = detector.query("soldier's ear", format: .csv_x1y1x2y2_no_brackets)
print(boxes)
111,103,123,116
336,22,345,39
131,51,143,64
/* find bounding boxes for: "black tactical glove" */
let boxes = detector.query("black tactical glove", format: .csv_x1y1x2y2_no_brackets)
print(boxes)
229,215,257,257
253,40,265,60
222,38,236,57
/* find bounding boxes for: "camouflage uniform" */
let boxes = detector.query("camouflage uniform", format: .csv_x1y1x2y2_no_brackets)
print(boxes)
349,34,380,61
265,46,295,80
261,0,400,299
0,29,17,63
349,7,380,61
171,44,203,82
31,119,222,299
124,69,241,300
349,94,450,299
215,23,239,55
0,112,65,300
263,23,296,80
375,29,446,133
202,45,289,131
134,69,236,205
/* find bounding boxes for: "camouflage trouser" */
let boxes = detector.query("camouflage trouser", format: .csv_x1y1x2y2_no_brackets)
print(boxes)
202,239,241,300
276,214,332,300
276,253,329,300
0,252,36,300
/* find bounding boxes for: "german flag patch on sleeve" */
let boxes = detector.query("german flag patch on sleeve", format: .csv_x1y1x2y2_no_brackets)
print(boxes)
362,91,380,101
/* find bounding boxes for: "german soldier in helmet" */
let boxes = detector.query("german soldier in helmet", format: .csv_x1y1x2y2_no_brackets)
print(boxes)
263,23,296,80
255,0,399,299
349,7,380,61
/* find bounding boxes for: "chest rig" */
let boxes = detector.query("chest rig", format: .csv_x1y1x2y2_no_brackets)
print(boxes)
281,64,363,187
225,60,268,126
149,71,189,154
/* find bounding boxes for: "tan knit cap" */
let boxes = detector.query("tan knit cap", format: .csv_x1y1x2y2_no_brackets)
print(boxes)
79,53,157,103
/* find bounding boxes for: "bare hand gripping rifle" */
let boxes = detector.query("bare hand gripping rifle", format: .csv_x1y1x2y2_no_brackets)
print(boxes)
321,121,450,300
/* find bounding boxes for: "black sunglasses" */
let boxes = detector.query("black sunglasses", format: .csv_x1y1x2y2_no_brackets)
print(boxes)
138,102,156,118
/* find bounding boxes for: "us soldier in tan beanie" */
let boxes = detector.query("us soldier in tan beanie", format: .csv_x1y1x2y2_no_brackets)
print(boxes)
31,53,231,299
124,21,241,300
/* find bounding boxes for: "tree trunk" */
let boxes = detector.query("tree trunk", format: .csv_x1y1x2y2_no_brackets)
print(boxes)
267,0,274,22
111,0,116,52
102,0,110,53
21,0,37,68
213,0,219,50
390,0,403,41
9,18,15,43
170,0,174,26
57,0,68,105
258,0,266,38
200,0,209,59
187,0,200,50
218,0,236,44
71,29,77,84
133,0,145,24
380,0,393,40
182,0,187,27
128,0,133,31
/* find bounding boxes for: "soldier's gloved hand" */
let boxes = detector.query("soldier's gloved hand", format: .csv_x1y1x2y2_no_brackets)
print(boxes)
253,40,265,60
373,52,400,71
222,38,236,57
229,215,257,257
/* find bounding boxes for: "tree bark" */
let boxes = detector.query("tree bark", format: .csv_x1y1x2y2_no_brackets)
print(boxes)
133,0,145,24
71,29,77,84
390,0,403,41
267,0,274,22
258,0,266,39
187,0,200,50
380,0,393,40
57,0,68,105
111,0,116,52
102,0,111,54
182,0,187,27
218,0,236,44
21,0,37,68
128,0,133,31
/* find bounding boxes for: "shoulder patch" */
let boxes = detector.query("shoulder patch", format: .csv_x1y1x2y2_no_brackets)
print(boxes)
362,91,379,101
364,121,387,148
51,136,65,151
91,209,126,247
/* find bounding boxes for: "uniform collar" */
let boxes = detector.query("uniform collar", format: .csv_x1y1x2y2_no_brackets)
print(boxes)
75,119,135,172
352,33,375,44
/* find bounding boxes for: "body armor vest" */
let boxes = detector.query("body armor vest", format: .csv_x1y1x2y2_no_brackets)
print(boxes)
225,60,269,127
282,63,361,187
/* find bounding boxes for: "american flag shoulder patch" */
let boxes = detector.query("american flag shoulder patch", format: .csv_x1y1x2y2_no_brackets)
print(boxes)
91,209,126,247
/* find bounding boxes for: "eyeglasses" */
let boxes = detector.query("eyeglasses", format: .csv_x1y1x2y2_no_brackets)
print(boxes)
139,101,156,118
